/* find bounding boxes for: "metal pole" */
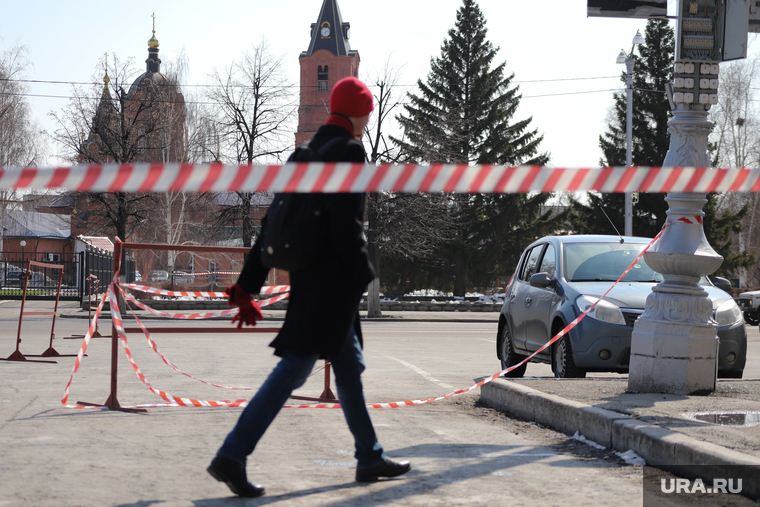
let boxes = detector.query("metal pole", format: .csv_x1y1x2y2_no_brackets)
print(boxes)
625,56,634,237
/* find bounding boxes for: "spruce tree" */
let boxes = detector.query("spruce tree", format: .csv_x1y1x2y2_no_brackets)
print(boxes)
573,18,673,238
574,19,753,280
392,0,562,295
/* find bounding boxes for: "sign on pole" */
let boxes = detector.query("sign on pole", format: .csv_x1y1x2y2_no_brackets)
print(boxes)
587,0,667,18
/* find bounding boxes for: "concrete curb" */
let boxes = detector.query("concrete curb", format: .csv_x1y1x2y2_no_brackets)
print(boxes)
481,378,760,498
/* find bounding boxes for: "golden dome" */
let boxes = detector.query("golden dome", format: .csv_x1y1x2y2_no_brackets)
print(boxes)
103,71,110,85
148,32,159,48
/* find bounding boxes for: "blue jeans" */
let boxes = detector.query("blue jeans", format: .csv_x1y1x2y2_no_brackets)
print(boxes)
217,329,385,466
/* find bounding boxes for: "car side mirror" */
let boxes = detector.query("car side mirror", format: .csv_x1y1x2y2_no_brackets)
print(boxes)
713,276,732,293
530,272,553,289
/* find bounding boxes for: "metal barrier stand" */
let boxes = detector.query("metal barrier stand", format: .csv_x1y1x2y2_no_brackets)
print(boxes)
76,239,279,413
1,260,73,363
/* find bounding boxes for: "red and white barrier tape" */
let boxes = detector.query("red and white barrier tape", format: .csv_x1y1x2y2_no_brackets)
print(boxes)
121,296,257,391
121,283,291,299
61,276,113,409
259,285,291,295
117,290,237,319
105,286,249,407
280,224,670,409
5,163,760,193
63,225,670,410
121,283,227,299
117,286,289,320
122,294,327,392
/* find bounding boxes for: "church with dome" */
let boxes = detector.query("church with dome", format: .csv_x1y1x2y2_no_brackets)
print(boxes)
80,19,185,164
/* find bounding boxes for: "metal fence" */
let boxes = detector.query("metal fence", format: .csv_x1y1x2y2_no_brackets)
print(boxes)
0,250,135,301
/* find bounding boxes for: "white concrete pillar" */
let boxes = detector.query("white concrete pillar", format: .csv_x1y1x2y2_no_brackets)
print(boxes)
628,105,722,395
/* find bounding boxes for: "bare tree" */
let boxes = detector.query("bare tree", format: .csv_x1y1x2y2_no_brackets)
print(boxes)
0,44,47,256
710,54,760,286
362,60,456,315
206,39,295,247
49,53,184,265
152,49,221,272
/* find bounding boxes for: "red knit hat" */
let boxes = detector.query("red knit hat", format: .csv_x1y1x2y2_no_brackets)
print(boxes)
329,77,374,117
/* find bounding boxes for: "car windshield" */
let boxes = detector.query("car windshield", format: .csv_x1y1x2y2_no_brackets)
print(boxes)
564,242,664,283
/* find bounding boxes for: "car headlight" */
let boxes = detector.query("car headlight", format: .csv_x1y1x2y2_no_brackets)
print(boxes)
576,295,626,326
715,299,743,327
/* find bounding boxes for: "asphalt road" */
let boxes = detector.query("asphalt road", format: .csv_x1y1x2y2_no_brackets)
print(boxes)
0,301,757,506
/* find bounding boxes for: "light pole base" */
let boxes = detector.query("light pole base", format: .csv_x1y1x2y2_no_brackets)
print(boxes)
628,316,718,395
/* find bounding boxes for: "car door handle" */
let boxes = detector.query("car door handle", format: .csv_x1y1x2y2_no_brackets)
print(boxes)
525,297,532,306
509,294,516,302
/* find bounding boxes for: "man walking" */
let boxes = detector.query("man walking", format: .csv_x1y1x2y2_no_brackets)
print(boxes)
207,77,411,498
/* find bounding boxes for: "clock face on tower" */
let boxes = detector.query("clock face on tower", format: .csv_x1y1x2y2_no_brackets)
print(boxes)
321,25,330,38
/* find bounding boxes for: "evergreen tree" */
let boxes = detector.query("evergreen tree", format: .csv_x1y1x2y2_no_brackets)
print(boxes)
574,19,754,281
392,0,562,295
572,19,674,238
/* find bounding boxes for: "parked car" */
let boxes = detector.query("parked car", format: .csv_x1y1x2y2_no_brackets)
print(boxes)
1,265,25,286
147,270,169,283
736,289,760,325
497,235,746,379
172,270,195,285
3,271,54,288
3,271,27,287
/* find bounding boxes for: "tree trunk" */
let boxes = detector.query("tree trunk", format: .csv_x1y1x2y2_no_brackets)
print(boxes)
366,193,382,317
453,243,468,297
241,192,254,248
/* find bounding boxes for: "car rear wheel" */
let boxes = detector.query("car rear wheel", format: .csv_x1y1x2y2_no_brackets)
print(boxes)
552,336,586,378
499,326,527,378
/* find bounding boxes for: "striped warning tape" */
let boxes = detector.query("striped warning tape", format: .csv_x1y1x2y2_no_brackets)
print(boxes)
61,277,113,409
117,285,289,319
171,271,240,276
120,293,257,391
5,163,760,194
63,226,666,410
121,283,291,299
120,290,326,393
106,286,249,407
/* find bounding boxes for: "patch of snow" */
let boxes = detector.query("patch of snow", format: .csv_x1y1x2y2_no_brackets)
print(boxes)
615,449,646,466
572,431,606,450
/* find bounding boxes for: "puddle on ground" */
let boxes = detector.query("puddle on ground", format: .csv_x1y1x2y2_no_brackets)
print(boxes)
684,411,760,427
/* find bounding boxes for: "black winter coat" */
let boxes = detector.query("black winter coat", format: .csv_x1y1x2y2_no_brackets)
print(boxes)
236,124,375,357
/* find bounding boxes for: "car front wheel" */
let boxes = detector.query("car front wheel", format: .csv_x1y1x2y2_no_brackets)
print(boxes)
499,326,527,378
743,310,760,326
552,336,586,378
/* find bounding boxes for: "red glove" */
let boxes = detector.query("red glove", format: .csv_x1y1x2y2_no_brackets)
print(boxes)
226,284,264,329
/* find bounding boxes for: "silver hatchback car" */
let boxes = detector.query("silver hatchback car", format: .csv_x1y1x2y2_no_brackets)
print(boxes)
497,235,746,379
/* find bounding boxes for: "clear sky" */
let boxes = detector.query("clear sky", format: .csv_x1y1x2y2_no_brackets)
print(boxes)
2,0,757,167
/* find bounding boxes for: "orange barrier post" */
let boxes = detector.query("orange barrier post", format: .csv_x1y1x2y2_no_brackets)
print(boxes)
1,260,72,363
76,240,147,412
290,360,337,403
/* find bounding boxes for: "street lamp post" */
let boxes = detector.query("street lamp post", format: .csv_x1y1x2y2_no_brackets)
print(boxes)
616,29,645,237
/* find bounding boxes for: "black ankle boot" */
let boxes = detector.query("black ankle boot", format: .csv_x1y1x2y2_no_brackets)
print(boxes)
356,456,411,482
207,455,265,497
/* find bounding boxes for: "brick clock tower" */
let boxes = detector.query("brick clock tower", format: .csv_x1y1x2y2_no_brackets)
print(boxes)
295,0,360,145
